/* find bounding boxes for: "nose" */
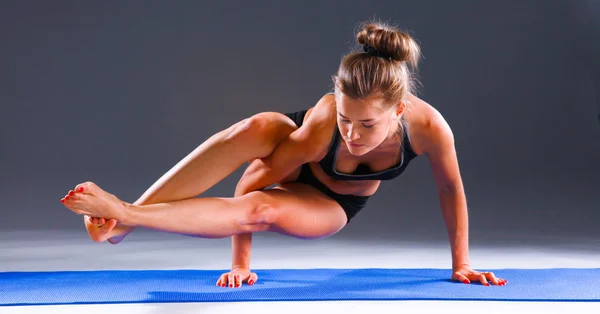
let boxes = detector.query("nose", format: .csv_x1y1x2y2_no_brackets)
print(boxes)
346,125,360,141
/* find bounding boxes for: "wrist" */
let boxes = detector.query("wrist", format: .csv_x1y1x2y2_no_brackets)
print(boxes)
231,264,251,270
452,262,471,270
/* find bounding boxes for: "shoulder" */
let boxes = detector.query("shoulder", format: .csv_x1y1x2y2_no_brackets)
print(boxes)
305,93,337,125
404,95,454,157
288,93,338,161
405,96,463,191
297,93,337,138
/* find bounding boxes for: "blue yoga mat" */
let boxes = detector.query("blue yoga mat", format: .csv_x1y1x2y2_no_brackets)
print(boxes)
1,268,598,306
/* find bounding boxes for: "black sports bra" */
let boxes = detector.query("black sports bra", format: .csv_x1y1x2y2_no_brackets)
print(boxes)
318,122,419,181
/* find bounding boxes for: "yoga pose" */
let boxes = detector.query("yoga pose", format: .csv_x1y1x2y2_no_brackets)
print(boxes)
61,22,506,288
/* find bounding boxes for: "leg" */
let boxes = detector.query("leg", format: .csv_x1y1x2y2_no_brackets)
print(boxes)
65,180,348,240
75,112,298,243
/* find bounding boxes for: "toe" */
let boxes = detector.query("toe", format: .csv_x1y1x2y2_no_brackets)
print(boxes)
75,182,96,194
75,184,86,194
101,219,117,233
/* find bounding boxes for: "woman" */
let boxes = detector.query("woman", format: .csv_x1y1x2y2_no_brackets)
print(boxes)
61,22,507,288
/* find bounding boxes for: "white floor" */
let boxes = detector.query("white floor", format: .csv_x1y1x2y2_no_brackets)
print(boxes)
1,230,599,314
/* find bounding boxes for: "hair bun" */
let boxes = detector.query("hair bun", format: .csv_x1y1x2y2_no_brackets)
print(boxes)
356,22,420,68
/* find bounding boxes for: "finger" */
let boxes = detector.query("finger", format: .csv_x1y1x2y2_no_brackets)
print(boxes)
479,274,490,286
227,273,235,288
216,273,227,287
453,271,470,284
235,274,242,288
221,273,230,287
485,272,500,285
247,273,258,285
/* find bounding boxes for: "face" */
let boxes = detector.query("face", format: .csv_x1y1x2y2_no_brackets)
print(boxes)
335,92,403,156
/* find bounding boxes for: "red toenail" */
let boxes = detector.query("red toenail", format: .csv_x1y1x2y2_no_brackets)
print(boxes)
61,199,65,203
77,187,84,193
65,196,69,200
69,191,74,196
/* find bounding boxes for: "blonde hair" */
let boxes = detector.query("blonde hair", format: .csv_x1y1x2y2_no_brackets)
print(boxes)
333,20,422,137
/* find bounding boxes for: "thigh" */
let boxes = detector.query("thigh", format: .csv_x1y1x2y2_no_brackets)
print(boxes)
261,182,348,239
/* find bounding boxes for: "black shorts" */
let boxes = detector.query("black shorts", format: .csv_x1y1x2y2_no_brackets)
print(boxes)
284,110,370,223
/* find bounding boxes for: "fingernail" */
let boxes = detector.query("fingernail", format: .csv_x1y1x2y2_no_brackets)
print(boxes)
463,280,469,284
77,187,84,193
248,281,254,285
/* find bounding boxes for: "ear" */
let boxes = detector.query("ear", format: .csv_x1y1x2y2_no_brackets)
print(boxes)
395,102,406,117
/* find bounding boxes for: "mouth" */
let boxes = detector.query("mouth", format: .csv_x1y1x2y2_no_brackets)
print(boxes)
346,141,364,147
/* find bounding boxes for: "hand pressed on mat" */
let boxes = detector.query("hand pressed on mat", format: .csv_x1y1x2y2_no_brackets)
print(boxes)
452,264,507,286
216,267,258,288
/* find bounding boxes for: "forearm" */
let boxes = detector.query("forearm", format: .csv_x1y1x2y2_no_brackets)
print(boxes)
226,132,314,269
438,188,470,269
231,233,253,268
229,166,280,270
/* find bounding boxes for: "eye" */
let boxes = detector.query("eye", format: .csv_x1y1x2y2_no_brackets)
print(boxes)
340,119,351,124
362,123,375,128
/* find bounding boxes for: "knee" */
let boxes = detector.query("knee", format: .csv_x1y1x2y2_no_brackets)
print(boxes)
224,113,295,149
225,113,272,142
239,192,280,231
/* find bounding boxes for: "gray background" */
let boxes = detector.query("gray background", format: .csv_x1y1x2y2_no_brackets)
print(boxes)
1,0,598,247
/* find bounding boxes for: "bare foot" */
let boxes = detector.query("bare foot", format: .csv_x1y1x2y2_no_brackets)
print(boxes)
84,215,132,244
61,181,130,224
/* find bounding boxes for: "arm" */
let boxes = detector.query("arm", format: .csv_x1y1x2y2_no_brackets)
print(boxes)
228,95,337,275
423,111,506,286
423,112,470,269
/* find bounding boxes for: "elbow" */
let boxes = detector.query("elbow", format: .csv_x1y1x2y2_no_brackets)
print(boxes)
437,182,463,195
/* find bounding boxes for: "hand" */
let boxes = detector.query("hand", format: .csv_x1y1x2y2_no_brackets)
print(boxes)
216,267,258,288
452,265,507,286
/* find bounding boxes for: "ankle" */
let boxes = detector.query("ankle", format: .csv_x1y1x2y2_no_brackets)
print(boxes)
120,202,138,226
